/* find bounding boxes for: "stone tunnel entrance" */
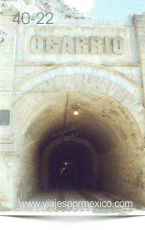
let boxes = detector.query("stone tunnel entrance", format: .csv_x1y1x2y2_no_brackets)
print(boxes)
1,10,145,213
9,90,142,210
8,87,144,212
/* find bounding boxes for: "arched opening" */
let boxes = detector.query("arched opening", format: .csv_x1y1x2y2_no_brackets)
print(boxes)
10,69,144,210
53,162,77,186
47,141,94,189
13,88,144,206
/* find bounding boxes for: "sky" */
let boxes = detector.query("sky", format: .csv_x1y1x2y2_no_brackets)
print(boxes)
64,0,145,20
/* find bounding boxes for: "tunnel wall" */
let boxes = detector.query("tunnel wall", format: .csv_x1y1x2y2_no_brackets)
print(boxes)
0,72,144,209
99,139,145,205
11,69,144,139
15,135,40,202
9,76,144,209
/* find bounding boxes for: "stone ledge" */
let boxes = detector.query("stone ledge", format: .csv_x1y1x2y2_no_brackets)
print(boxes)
14,62,55,66
0,151,19,156
102,62,141,67
14,62,140,67
0,143,14,152
0,139,13,144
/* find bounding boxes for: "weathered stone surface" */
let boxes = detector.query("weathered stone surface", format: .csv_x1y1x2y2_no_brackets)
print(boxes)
0,10,145,211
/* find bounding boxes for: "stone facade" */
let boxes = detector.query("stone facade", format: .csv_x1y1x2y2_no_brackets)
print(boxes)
0,11,145,211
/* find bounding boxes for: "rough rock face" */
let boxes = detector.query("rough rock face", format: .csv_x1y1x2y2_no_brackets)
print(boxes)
0,0,88,18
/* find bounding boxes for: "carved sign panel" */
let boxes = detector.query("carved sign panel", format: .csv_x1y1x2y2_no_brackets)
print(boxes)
30,35,125,55
24,25,132,64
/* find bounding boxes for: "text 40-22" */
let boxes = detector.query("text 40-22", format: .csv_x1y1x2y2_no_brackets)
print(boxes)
13,12,53,24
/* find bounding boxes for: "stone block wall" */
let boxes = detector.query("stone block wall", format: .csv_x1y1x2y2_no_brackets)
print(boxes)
0,136,40,211
0,153,20,210
14,133,41,199
100,146,145,205
110,67,142,86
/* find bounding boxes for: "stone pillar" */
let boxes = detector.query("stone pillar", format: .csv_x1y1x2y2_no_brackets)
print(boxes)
0,12,18,210
133,13,145,148
0,158,18,210
0,12,18,140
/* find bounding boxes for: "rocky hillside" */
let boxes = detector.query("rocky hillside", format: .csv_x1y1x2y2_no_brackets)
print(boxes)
0,0,88,18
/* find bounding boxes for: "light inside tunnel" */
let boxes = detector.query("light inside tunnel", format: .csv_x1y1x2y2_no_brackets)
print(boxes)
52,161,78,186
74,110,79,116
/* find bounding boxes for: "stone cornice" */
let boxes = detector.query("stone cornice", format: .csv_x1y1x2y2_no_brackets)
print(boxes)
14,62,140,67
14,62,55,66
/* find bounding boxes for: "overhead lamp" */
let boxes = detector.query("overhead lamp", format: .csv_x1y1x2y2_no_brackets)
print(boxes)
63,168,65,170
65,163,68,165
74,110,79,116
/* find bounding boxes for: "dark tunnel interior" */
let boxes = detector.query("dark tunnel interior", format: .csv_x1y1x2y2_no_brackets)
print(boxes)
54,162,77,186
47,141,94,189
